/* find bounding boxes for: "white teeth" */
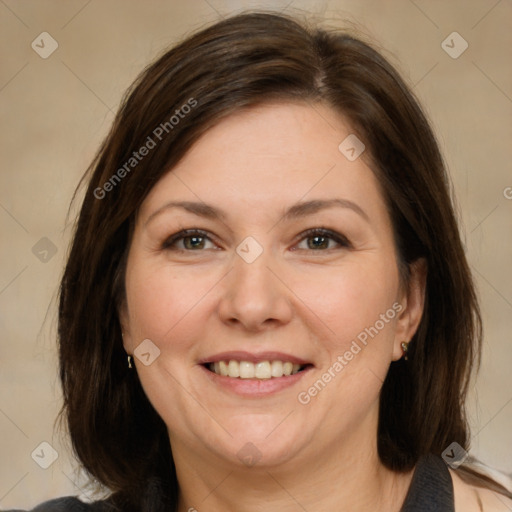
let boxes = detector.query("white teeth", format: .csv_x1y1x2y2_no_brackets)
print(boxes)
228,360,240,377
271,360,283,377
219,360,229,376
208,360,305,379
255,361,271,379
239,361,255,379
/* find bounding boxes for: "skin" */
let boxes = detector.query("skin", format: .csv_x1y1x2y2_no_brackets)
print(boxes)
450,470,512,511
120,101,508,511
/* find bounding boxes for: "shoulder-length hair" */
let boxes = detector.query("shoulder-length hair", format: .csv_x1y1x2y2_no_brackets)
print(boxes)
58,11,510,510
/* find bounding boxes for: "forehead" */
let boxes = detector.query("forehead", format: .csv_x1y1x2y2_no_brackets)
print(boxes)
137,101,387,225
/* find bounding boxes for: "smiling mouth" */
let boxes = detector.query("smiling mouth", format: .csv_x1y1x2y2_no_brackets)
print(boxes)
205,360,311,379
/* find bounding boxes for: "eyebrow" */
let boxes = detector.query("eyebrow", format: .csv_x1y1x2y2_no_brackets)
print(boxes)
144,198,370,227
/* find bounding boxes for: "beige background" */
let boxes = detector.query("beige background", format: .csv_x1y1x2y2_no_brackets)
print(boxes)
1,0,511,509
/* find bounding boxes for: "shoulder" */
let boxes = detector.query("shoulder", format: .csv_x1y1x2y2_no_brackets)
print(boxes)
4,496,112,512
449,468,512,511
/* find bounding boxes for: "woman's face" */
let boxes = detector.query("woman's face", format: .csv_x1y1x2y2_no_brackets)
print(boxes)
121,102,425,470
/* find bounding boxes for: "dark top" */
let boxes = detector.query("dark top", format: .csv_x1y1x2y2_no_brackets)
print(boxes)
6,454,455,511
400,454,455,511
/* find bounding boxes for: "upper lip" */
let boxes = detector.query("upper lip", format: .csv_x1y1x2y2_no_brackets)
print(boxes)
198,351,313,366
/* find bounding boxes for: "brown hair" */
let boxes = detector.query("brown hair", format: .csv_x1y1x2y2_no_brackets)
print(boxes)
58,11,511,510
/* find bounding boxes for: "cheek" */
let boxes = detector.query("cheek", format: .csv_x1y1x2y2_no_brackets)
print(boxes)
124,259,218,429
293,260,401,424
291,256,400,346
125,257,219,345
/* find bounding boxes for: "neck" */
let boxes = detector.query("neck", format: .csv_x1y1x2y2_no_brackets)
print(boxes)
172,410,414,512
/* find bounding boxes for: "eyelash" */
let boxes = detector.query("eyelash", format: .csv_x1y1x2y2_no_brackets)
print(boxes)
161,228,351,253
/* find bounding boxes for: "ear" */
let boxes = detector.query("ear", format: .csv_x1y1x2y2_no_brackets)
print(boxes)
392,258,428,361
118,302,133,355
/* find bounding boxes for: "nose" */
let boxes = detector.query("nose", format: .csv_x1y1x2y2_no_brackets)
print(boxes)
217,248,293,332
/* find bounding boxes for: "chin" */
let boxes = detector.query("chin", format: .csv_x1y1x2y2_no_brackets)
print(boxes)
207,415,312,469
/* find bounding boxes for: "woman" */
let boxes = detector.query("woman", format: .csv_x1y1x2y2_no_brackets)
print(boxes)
11,11,512,512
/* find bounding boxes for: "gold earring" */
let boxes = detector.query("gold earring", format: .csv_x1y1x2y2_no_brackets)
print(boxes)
401,341,409,361
127,355,133,369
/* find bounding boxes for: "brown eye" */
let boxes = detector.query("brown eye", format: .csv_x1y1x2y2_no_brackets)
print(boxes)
162,229,215,251
294,228,351,251
307,235,331,250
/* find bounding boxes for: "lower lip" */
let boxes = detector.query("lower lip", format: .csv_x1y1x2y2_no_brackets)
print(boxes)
199,365,313,397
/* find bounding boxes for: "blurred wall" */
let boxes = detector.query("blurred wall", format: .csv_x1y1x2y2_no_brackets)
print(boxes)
0,0,511,508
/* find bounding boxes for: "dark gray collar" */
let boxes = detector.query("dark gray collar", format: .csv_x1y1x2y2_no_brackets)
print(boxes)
400,454,455,511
